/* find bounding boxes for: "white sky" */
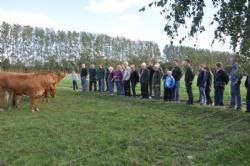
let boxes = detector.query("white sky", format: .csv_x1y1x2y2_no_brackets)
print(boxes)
0,0,232,53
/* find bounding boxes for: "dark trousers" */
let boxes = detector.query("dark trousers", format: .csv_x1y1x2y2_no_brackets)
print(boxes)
185,82,193,104
131,82,137,97
123,80,131,96
153,84,161,99
247,90,250,112
247,100,250,112
164,88,172,101
89,80,97,92
214,87,224,106
149,81,153,97
141,83,149,99
72,80,78,90
205,88,213,105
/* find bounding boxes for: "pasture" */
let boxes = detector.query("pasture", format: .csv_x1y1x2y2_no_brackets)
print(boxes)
0,75,250,165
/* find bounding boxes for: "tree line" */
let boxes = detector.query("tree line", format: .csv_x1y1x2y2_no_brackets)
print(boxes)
0,21,160,72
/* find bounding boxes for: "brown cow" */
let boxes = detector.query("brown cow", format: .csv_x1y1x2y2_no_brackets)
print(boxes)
0,72,58,112
10,72,65,108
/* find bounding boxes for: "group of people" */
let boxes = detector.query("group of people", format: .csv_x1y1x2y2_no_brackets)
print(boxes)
71,57,250,113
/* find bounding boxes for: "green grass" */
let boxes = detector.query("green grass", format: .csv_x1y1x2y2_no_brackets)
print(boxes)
0,76,249,165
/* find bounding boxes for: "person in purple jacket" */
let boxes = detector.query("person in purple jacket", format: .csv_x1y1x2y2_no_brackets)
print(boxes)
113,65,123,95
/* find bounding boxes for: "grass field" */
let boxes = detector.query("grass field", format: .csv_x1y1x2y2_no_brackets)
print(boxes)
0,75,250,165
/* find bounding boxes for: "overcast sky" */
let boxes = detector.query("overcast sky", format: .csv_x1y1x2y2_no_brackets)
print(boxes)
0,0,232,53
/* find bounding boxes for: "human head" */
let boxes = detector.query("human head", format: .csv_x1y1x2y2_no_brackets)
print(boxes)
108,66,114,72
230,56,237,64
204,66,210,72
167,70,172,76
148,61,154,67
90,64,95,69
173,59,180,66
123,61,129,68
215,62,223,70
141,62,147,70
130,64,136,71
199,64,205,70
154,63,160,71
82,64,86,68
99,64,103,68
117,65,122,71
183,58,191,67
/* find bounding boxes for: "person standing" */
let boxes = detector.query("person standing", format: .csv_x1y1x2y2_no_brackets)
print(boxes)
108,66,114,95
122,61,131,96
71,71,78,91
105,64,111,92
171,59,182,102
147,62,154,99
229,58,242,110
245,75,250,113
197,64,208,105
163,70,175,101
214,62,229,106
113,65,123,95
204,66,213,105
152,64,163,99
89,64,97,92
80,64,88,94
183,59,195,105
130,64,139,97
140,62,150,99
97,64,105,92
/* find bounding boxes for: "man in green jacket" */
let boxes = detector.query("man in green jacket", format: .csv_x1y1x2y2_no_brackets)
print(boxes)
184,59,195,104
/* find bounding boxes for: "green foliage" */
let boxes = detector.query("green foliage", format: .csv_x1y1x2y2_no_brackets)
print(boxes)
0,76,249,165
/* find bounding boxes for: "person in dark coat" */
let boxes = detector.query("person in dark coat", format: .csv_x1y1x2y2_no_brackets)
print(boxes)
245,75,250,112
197,64,208,105
97,64,105,92
89,64,97,92
204,66,213,105
80,64,88,94
184,59,195,105
171,59,182,102
152,64,163,99
130,64,139,97
105,64,111,92
214,62,229,106
147,62,154,99
229,58,242,110
140,62,150,99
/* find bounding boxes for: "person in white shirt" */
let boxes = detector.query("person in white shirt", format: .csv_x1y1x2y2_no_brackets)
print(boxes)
122,61,131,96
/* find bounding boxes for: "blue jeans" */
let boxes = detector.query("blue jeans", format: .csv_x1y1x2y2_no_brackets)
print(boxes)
199,87,206,104
230,83,242,109
98,79,105,92
109,81,114,94
116,81,123,95
173,81,180,101
81,77,86,94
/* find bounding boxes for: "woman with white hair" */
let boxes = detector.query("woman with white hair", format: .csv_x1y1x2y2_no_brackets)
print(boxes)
108,66,114,95
80,64,88,94
152,63,163,99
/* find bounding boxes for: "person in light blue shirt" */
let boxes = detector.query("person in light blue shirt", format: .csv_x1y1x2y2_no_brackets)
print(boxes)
163,70,175,101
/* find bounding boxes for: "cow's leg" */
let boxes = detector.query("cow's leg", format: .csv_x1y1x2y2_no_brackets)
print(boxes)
30,97,37,113
0,88,5,112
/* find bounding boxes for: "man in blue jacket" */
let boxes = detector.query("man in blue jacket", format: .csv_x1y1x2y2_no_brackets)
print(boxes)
229,57,242,110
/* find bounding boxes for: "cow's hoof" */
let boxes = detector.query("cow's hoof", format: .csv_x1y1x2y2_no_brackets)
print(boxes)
0,108,4,112
35,108,40,112
31,109,36,113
